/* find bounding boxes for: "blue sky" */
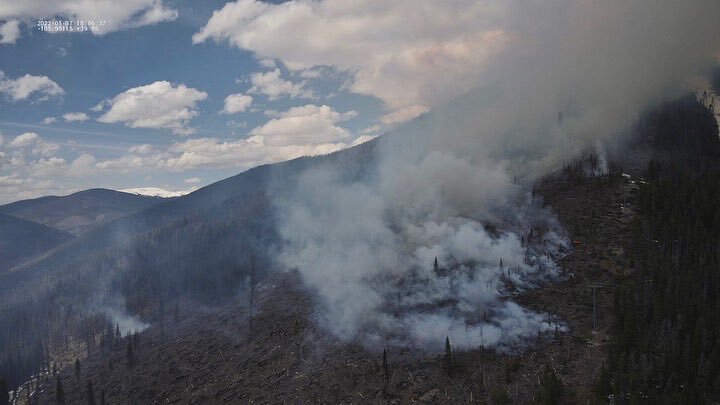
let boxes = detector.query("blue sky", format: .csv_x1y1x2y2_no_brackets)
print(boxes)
0,0,396,202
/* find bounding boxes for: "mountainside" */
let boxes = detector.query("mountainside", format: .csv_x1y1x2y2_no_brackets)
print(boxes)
0,189,168,236
3,96,718,403
0,138,377,388
30,159,637,403
0,213,73,270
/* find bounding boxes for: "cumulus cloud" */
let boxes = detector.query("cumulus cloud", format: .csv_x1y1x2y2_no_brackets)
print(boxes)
95,104,361,172
97,81,208,135
68,153,96,176
0,131,94,202
0,0,177,42
0,71,63,101
194,0,511,123
8,132,59,156
248,104,355,147
221,93,252,114
63,112,89,122
248,69,313,100
42,117,57,124
0,20,20,44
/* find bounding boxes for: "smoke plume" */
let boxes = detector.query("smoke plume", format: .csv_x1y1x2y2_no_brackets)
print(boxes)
276,0,720,351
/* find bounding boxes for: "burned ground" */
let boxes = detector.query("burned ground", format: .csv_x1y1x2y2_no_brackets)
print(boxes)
18,153,644,405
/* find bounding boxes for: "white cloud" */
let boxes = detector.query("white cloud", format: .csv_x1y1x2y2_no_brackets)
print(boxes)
0,70,64,101
89,101,105,112
0,131,109,202
0,0,177,42
97,81,208,135
8,132,40,148
184,177,201,184
8,132,59,156
194,0,511,123
63,112,89,122
42,117,57,124
128,144,154,154
248,69,313,100
96,104,360,172
226,120,247,129
221,93,253,114
68,153,96,176
0,20,20,44
248,104,355,147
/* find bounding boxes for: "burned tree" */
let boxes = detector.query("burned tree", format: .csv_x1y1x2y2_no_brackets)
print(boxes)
55,377,64,404
444,336,454,375
126,340,134,366
86,380,96,405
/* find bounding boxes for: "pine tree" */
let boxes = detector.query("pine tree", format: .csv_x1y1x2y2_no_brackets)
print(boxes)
0,376,8,405
382,348,389,392
538,364,562,404
55,377,64,404
86,380,96,405
433,257,439,274
100,389,106,405
75,358,81,380
250,253,256,316
444,336,454,375
126,340,134,366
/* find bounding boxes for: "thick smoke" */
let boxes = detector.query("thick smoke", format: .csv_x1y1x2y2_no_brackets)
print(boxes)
277,0,720,351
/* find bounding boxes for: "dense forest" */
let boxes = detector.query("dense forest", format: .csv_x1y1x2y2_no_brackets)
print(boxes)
602,96,720,403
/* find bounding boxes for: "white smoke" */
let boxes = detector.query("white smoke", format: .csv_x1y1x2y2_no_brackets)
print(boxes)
93,294,149,337
276,0,720,351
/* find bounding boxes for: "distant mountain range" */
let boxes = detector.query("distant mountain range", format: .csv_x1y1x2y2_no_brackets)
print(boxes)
0,213,73,269
0,188,168,236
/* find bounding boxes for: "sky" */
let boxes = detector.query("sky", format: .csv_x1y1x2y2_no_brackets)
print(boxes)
1,1,717,205
0,0,422,203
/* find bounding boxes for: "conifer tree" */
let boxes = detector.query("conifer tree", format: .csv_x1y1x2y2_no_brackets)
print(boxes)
382,348,389,393
0,376,8,405
55,377,64,404
86,380,95,405
444,336,454,375
126,340,134,366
